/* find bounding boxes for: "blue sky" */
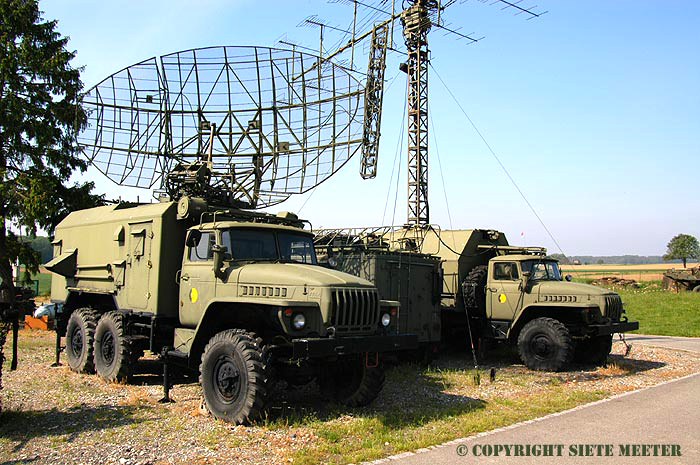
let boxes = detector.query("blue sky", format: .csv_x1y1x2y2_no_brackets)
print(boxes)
40,0,699,256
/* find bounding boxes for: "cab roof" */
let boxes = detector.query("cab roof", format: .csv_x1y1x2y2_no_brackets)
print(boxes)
193,220,312,236
491,254,556,263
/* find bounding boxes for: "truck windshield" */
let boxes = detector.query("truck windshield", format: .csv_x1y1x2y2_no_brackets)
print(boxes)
221,229,317,264
521,260,562,281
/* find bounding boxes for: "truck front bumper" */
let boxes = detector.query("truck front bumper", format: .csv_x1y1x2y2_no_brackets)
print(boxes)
292,333,418,359
590,320,639,336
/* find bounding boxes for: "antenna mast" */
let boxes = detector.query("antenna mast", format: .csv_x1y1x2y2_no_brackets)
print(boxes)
401,0,437,226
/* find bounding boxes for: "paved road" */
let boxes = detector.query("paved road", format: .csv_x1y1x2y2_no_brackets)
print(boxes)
625,334,700,353
376,336,700,465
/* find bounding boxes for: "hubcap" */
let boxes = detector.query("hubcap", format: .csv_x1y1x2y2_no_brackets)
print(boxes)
70,326,83,356
531,334,553,360
101,331,116,365
214,356,241,402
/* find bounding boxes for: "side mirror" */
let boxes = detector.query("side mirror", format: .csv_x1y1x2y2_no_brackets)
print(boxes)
186,230,202,248
519,271,530,290
211,244,228,279
565,274,573,282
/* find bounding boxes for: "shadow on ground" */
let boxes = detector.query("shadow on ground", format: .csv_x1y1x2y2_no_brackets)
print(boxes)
260,364,487,429
0,404,149,452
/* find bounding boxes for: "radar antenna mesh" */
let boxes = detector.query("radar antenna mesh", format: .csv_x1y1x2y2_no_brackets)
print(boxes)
78,46,365,208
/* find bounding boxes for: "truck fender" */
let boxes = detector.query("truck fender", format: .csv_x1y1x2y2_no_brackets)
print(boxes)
506,305,596,342
187,299,317,368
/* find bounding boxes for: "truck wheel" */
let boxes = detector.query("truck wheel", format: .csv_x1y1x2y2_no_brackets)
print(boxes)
65,308,98,374
94,311,134,382
199,330,267,424
319,356,385,407
517,317,573,372
462,265,488,312
574,335,613,365
693,285,700,292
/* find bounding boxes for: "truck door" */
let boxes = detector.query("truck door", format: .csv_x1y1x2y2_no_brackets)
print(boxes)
179,230,216,327
487,261,524,321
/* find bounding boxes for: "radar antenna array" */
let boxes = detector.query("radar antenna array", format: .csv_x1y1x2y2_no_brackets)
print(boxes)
78,46,365,209
285,0,546,226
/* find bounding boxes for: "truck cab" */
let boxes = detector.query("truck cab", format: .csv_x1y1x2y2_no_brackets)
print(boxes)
175,220,406,360
476,252,638,370
486,255,633,338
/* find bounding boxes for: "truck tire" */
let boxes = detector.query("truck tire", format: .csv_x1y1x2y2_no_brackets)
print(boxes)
693,285,700,292
65,308,98,374
94,311,134,382
517,317,573,372
199,330,267,424
319,356,385,407
574,335,613,365
462,265,488,311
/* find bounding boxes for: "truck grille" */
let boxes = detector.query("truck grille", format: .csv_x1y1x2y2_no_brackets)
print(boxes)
330,288,379,333
604,295,623,321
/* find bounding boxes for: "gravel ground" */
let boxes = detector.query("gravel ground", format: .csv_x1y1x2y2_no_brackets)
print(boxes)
1,331,699,465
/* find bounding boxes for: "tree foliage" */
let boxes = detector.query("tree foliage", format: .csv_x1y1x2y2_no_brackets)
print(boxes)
0,0,103,290
663,234,700,268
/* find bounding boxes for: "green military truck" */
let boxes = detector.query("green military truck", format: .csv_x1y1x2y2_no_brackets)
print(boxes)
315,227,638,371
429,229,639,371
46,197,414,424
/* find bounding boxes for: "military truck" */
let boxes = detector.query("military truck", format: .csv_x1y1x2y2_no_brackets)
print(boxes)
315,227,638,371
46,197,415,424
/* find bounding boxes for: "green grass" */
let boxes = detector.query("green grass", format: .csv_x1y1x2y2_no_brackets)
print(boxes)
617,286,700,337
284,386,606,465
576,279,700,338
13,271,51,296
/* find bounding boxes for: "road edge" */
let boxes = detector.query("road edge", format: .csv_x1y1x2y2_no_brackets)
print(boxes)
364,371,700,464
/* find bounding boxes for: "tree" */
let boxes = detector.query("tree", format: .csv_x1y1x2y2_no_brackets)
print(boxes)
1,0,103,291
0,0,104,406
663,234,700,268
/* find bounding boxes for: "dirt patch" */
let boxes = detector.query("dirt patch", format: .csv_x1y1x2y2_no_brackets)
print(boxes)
1,330,699,465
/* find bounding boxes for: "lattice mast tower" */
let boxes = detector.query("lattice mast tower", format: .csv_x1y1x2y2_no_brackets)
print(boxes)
401,1,436,226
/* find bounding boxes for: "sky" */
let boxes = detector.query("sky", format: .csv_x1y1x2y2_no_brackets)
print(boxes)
39,0,699,256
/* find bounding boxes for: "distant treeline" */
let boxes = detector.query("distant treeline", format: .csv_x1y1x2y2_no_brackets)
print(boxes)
26,236,53,264
549,254,683,265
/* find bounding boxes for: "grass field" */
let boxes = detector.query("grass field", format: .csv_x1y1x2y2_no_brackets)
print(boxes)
618,285,700,337
562,262,700,282
14,268,52,296
573,279,700,338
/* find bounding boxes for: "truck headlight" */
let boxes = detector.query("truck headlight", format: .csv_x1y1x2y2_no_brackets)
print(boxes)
380,313,391,327
292,313,306,330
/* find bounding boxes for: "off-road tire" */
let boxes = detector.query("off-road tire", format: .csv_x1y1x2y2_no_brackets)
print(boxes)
319,356,385,407
199,330,268,424
517,317,574,372
462,265,488,311
574,335,613,366
693,285,700,292
94,311,135,382
65,308,98,374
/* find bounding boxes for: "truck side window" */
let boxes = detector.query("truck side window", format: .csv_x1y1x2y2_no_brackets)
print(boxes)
494,262,519,280
188,231,214,262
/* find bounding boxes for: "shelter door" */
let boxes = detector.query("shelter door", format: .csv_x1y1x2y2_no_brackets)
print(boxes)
127,222,153,310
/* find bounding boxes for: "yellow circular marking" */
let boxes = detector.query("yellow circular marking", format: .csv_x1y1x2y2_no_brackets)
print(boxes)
498,294,507,304
190,287,199,303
